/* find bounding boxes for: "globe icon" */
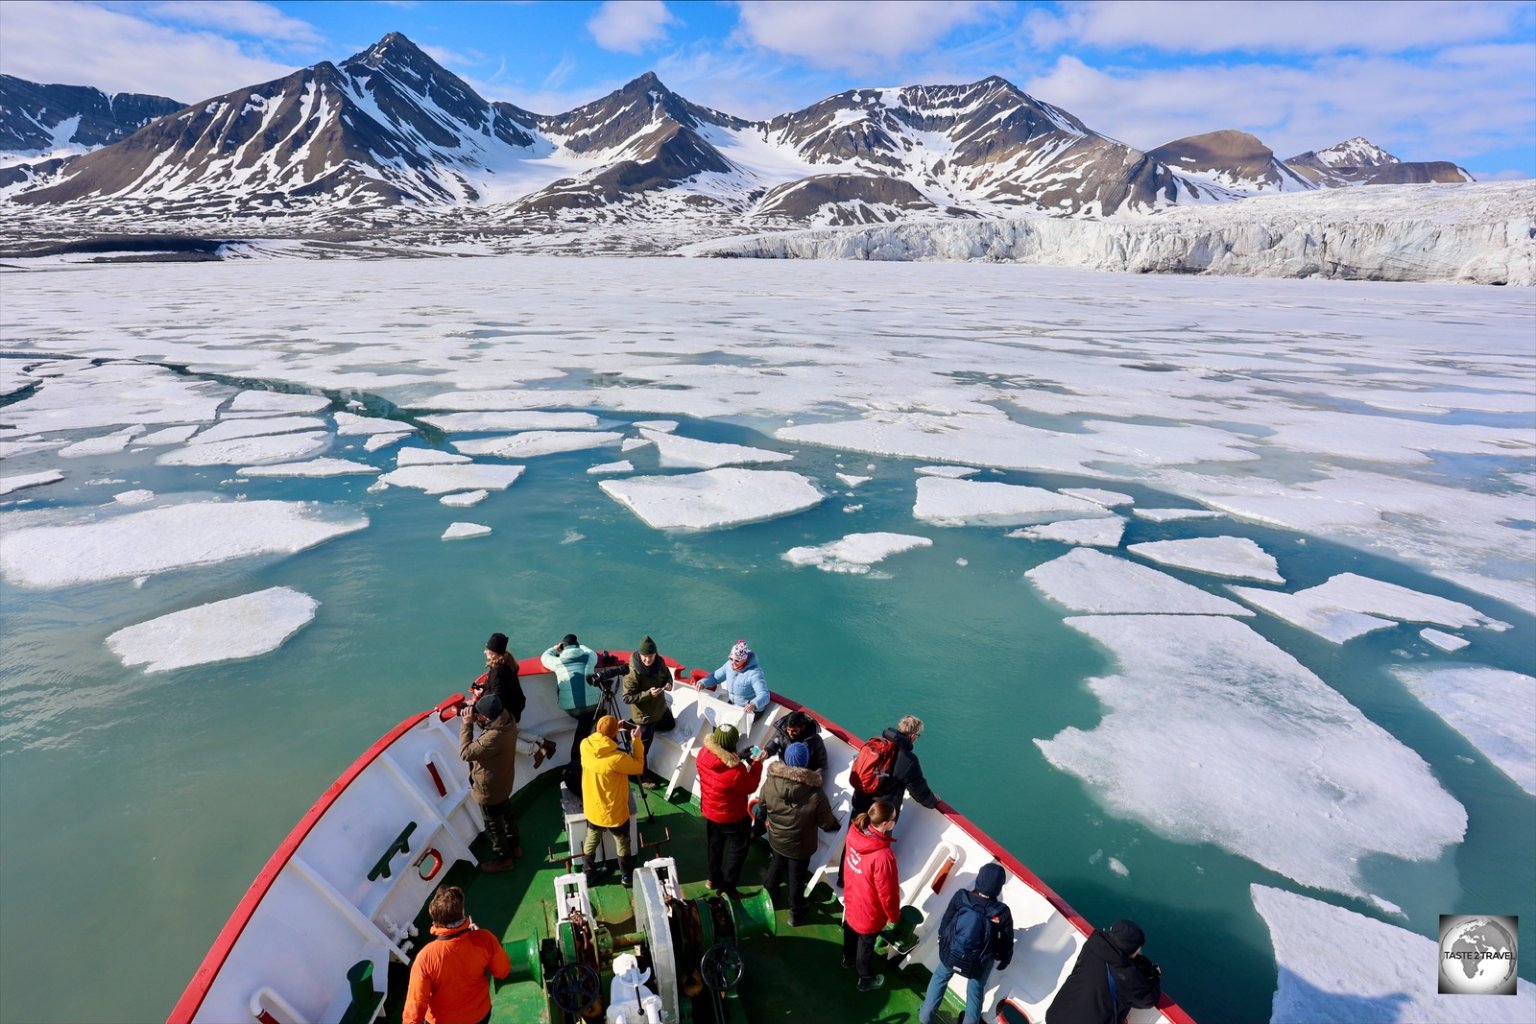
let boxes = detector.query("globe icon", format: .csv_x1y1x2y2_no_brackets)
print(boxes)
1439,916,1518,995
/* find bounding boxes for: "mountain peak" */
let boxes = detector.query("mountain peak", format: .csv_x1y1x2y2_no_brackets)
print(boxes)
1315,136,1399,168
349,31,434,71
620,70,670,94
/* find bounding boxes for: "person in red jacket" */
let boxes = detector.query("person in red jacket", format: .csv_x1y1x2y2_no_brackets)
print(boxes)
695,723,764,897
403,885,510,1024
841,799,900,993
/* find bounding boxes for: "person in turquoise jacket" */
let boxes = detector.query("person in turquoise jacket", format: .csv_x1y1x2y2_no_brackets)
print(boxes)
542,633,599,793
699,639,770,714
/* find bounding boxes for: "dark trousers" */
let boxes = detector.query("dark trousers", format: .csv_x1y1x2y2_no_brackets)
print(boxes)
706,816,753,889
480,797,519,859
633,709,675,750
762,851,810,915
842,923,878,981
562,710,596,793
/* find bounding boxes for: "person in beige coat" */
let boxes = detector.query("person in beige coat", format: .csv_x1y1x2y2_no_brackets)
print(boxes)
459,693,520,873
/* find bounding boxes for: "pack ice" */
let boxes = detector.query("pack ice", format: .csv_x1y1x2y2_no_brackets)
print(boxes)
1027,548,1252,616
1390,666,1536,796
914,477,1109,527
782,533,932,574
1231,573,1509,643
600,469,822,531
1128,536,1284,583
106,586,319,673
1036,615,1466,901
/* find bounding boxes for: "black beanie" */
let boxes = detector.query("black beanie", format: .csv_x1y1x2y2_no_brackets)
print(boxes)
486,632,509,654
562,633,579,647
1102,919,1145,957
474,693,503,719
639,635,657,656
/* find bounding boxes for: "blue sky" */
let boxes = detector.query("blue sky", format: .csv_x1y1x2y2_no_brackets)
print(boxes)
2,1,1532,178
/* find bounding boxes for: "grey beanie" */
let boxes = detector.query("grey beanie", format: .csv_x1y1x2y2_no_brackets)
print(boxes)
474,693,503,719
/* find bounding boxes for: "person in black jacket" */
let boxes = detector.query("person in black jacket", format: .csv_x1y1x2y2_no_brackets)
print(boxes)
470,632,556,768
838,714,938,885
918,862,1014,1024
760,709,828,771
1044,918,1161,1024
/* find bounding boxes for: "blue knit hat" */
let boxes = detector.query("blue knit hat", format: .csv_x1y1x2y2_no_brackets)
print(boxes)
784,742,810,768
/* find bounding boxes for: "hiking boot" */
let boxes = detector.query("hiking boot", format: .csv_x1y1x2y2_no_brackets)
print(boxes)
705,880,718,891
840,957,852,970
856,975,885,993
532,739,557,769
721,888,743,901
479,857,516,874
789,911,809,927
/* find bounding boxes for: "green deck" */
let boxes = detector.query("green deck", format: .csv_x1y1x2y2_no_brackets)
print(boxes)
386,771,965,1024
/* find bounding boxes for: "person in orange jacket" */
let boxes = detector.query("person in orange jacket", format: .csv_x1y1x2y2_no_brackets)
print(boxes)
403,885,510,1024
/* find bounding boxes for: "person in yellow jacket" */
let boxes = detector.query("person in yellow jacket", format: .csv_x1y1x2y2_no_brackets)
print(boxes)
580,715,646,887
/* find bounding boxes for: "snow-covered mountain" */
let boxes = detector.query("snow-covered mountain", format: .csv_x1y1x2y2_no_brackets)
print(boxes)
1285,136,1472,186
0,33,1479,229
0,74,182,158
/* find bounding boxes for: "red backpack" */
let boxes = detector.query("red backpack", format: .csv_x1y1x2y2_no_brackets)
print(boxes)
851,735,898,796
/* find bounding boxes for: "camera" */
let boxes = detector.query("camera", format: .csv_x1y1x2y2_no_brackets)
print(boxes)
588,664,628,691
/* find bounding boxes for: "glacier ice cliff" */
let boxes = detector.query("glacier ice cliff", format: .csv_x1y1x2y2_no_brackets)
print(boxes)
684,182,1535,286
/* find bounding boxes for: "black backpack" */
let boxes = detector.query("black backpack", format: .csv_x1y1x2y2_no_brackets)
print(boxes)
942,895,996,978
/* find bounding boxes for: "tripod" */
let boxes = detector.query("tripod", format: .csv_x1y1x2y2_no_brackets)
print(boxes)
591,668,656,823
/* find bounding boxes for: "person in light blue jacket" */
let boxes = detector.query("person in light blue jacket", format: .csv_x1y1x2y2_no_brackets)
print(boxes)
542,633,599,793
699,640,770,714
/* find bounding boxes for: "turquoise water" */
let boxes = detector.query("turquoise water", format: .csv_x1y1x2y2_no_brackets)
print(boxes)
1,412,1532,1024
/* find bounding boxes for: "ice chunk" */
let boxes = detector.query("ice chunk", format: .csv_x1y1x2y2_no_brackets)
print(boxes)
1027,548,1252,616
193,416,328,444
377,463,524,495
0,500,367,588
1107,858,1129,877
914,465,978,478
112,490,155,505
396,448,469,466
420,411,599,432
783,532,932,574
1061,488,1135,507
836,474,871,488
237,458,381,478
1036,615,1466,900
1128,536,1284,583
157,432,330,466
1390,666,1536,795
363,432,410,452
633,420,678,432
453,431,624,458
229,391,329,415
106,586,319,673
1420,628,1469,652
600,468,823,531
1132,507,1223,522
440,490,488,507
443,522,492,541
333,411,416,436
0,470,64,496
588,461,633,475
622,437,652,452
59,426,144,458
1231,573,1510,644
914,478,1109,527
1010,517,1125,548
3,361,223,434
642,429,793,469
135,424,200,446
1253,885,1536,1022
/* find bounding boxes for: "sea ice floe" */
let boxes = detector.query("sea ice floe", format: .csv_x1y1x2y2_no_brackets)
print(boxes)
420,411,600,432
1010,517,1125,548
3,361,224,434
0,436,66,461
1131,507,1224,522
1390,666,1536,795
588,461,633,475
236,458,381,478
1026,548,1252,616
106,586,319,673
440,490,488,507
1420,628,1469,652
377,463,525,495
193,416,329,444
633,420,678,433
622,438,652,452
1127,536,1284,583
0,470,64,496
453,431,624,458
156,431,331,466
363,432,410,452
135,424,201,446
913,478,1109,527
59,426,144,458
0,500,368,588
228,391,330,415
836,474,871,488
1231,573,1509,644
914,465,978,478
396,448,469,466
782,532,932,574
600,468,823,531
1060,488,1135,507
641,429,793,469
112,490,155,505
333,411,416,436
443,522,492,541
1036,615,1467,900
1252,885,1536,1022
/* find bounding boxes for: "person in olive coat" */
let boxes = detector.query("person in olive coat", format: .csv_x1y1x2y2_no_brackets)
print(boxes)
758,742,839,925
621,635,675,766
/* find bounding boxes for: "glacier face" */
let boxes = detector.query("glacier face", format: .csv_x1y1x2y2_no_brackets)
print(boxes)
685,181,1536,286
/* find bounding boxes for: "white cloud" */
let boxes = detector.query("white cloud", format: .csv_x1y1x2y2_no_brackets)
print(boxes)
733,0,1000,73
1028,0,1528,55
1025,49,1534,166
141,1,322,45
0,1,297,101
587,0,676,54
